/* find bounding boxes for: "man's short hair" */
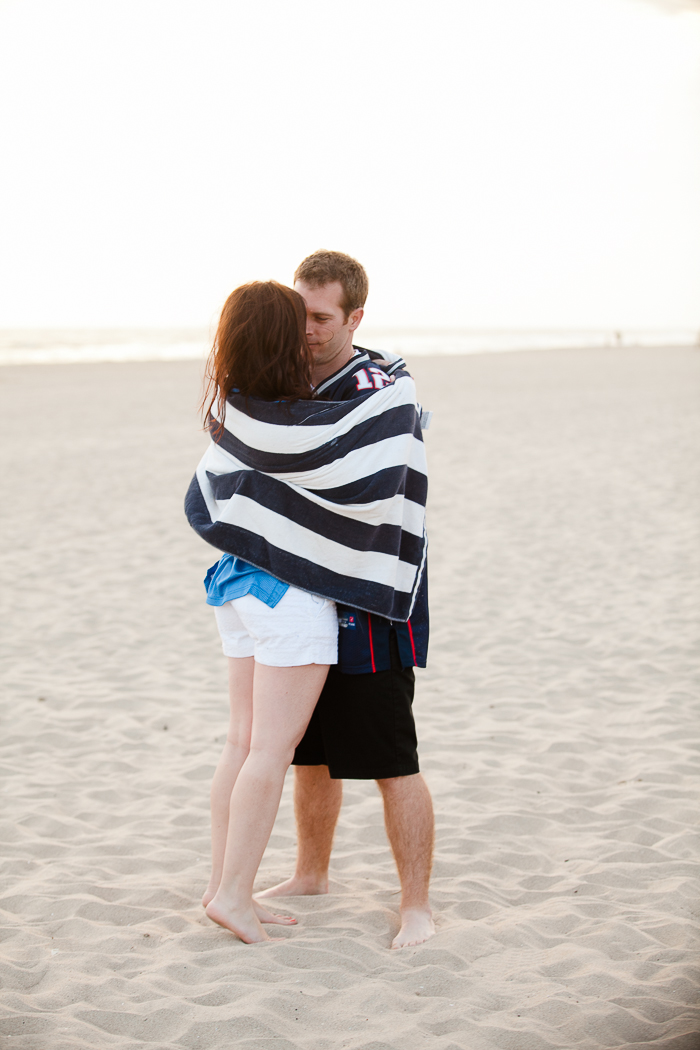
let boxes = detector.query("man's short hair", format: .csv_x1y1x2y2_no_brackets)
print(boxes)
294,250,369,318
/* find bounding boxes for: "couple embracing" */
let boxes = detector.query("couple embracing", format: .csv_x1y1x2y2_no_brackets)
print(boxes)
185,250,434,948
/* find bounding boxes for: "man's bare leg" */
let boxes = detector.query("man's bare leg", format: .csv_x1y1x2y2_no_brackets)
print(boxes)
377,773,435,949
255,764,342,898
255,766,435,947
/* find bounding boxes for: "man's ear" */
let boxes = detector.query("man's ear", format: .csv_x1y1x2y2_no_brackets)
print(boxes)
347,308,364,332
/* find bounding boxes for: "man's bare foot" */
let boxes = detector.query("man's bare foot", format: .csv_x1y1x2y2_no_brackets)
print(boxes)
205,897,284,943
203,888,296,924
255,873,328,899
391,907,435,949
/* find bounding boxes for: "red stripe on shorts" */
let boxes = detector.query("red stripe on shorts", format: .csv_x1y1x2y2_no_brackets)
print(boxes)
367,613,376,673
407,619,417,663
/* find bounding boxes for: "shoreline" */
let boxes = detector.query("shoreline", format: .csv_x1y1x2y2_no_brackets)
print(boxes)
0,330,697,367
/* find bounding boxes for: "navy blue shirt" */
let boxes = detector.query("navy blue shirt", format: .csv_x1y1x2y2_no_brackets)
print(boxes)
316,347,429,674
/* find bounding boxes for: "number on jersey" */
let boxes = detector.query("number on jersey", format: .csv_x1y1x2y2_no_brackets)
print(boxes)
354,367,393,391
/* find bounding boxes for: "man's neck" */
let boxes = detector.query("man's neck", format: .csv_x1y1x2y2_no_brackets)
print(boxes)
310,341,357,387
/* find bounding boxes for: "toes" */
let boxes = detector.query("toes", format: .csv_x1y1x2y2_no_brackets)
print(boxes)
253,903,298,925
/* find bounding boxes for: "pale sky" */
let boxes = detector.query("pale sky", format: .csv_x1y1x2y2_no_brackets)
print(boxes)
0,0,698,329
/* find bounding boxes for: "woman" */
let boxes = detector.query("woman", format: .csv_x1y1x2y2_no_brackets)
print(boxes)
186,279,428,944
198,281,337,944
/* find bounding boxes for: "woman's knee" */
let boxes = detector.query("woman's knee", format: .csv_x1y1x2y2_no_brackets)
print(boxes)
226,726,252,753
246,741,296,774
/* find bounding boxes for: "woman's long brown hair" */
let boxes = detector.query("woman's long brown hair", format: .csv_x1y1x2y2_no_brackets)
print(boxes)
201,281,313,431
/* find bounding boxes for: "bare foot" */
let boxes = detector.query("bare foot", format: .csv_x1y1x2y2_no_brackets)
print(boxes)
253,900,297,925
205,897,284,943
255,874,328,899
391,907,435,949
203,888,296,924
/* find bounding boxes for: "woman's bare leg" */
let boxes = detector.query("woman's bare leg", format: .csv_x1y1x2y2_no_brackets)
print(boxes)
203,656,254,908
203,657,300,925
205,662,329,943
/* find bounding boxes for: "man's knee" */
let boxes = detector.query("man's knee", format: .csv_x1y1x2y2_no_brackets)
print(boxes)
376,772,426,798
293,765,342,805
294,764,331,785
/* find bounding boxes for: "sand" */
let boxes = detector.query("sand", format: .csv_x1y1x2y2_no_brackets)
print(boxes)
1,347,698,1050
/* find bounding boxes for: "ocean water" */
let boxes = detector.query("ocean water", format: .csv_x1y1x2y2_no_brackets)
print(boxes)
0,327,697,366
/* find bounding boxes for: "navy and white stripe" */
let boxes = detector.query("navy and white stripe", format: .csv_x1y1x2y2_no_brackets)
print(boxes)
185,374,427,621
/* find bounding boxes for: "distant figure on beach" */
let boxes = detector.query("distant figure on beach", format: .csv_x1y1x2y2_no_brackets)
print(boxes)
254,251,436,949
185,269,429,945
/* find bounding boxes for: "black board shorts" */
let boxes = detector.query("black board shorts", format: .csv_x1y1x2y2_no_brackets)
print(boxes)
292,633,420,780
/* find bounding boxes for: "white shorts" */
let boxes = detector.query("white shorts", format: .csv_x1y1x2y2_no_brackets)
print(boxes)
213,586,338,667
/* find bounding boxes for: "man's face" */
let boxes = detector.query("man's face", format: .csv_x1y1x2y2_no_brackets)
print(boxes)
294,279,363,372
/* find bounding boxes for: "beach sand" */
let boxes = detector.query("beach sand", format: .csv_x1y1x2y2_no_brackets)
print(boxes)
1,347,698,1049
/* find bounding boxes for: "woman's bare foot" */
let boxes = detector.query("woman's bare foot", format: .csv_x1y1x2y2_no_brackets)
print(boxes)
204,890,296,927
253,900,297,925
205,897,284,943
204,886,296,924
391,907,435,949
255,873,328,899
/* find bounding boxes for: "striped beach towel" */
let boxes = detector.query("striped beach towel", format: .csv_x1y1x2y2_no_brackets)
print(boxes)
185,373,428,621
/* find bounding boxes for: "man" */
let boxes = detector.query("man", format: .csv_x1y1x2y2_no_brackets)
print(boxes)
256,250,435,949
